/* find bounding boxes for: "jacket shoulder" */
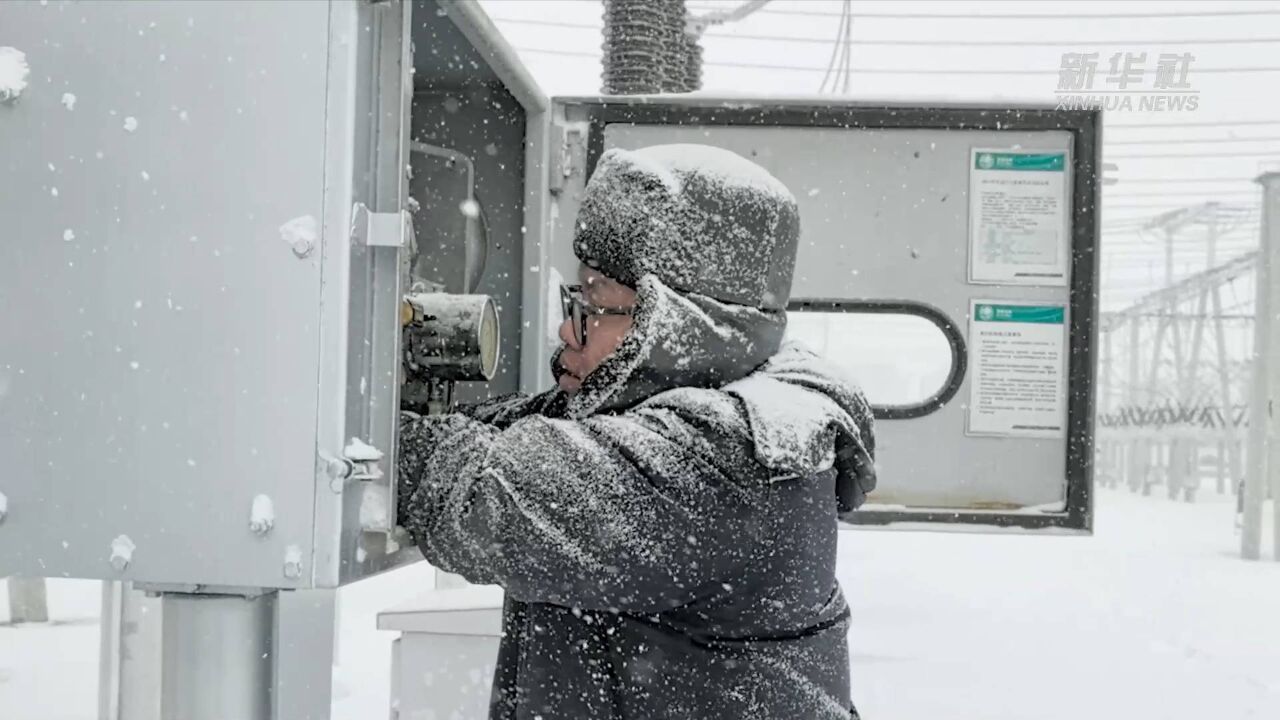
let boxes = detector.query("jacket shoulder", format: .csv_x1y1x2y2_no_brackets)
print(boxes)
631,385,750,430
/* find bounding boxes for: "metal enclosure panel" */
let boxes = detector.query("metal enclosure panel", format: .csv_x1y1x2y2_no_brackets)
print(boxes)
391,631,501,719
0,2,332,585
608,124,1071,508
407,86,527,401
519,110,558,395
539,98,1098,532
336,0,551,583
326,0,418,588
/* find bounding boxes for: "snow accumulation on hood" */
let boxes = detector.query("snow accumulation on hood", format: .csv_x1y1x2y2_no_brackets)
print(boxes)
572,144,801,312
636,143,796,202
553,143,875,510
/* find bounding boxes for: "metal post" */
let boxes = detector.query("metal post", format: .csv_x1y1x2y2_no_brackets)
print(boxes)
1258,172,1280,561
1126,317,1144,490
99,582,163,720
1243,173,1279,560
123,586,164,719
1164,229,1187,393
99,583,123,720
1100,326,1114,486
272,590,336,720
5,576,48,623
1208,215,1243,497
160,592,276,720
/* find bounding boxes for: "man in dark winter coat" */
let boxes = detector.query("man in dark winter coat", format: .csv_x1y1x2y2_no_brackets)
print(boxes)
397,144,877,719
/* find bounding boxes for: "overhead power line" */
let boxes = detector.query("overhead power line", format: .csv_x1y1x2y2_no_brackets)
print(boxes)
492,17,1280,46
1107,135,1280,145
1107,204,1252,211
685,5,1280,20
1109,119,1280,129
1107,151,1280,160
819,0,855,94
515,47,1280,75
687,0,774,31
742,34,1280,47
1111,177,1258,183
1105,190,1259,198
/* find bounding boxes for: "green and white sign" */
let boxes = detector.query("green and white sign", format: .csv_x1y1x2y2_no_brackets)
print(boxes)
969,148,1071,287
968,300,1068,439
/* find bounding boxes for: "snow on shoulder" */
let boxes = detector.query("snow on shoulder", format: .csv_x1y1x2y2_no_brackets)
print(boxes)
638,144,795,204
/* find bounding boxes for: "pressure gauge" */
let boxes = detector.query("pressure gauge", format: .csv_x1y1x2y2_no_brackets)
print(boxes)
401,293,501,381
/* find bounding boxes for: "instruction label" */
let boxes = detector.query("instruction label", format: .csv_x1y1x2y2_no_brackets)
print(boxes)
967,300,1068,439
969,149,1070,286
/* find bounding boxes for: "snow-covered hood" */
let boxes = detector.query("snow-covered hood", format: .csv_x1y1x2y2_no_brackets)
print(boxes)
562,273,786,419
549,142,874,510
572,144,801,311
554,273,876,512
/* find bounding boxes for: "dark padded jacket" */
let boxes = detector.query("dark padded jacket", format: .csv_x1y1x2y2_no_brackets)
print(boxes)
396,145,876,718
397,283,876,719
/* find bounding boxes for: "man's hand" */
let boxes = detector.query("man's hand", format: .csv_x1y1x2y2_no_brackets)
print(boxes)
396,412,476,513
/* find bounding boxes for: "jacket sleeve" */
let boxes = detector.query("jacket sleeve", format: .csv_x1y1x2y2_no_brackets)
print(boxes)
396,404,769,612
455,389,566,428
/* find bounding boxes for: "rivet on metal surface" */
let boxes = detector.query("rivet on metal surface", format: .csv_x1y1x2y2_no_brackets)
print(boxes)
279,215,318,259
249,494,275,536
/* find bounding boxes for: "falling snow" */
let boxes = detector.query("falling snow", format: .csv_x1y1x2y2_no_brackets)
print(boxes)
60,92,76,110
122,116,138,132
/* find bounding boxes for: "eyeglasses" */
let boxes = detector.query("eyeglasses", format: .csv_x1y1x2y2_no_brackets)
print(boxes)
560,284,632,346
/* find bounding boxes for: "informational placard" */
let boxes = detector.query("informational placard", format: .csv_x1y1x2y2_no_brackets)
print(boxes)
967,300,1068,439
968,149,1070,286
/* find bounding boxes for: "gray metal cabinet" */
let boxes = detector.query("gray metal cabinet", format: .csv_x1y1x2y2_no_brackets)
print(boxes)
0,2,1099,606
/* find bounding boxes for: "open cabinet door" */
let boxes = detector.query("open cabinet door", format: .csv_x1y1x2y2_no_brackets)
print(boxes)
532,96,1101,533
0,0,414,589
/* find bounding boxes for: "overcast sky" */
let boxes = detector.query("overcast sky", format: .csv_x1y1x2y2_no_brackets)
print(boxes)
477,0,1280,308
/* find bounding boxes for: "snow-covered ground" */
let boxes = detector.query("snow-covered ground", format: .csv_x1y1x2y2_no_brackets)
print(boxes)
3,488,1277,720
